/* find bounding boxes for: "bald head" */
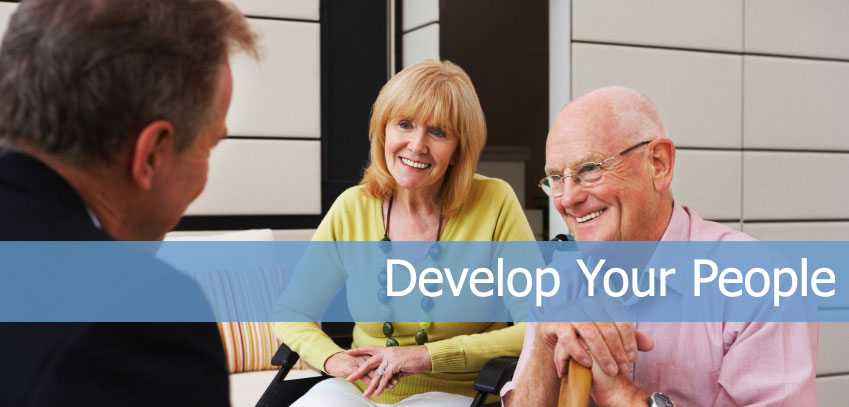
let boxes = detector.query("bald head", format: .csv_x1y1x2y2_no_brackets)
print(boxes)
552,86,665,148
545,86,676,241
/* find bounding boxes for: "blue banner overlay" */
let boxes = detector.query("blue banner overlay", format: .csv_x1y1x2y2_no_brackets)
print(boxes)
0,241,846,322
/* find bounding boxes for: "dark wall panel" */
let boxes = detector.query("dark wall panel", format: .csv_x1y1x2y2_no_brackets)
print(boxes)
440,0,549,210
321,0,389,214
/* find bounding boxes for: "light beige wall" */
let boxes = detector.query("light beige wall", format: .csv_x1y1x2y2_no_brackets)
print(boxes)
570,0,849,402
190,2,322,216
0,1,324,217
228,0,319,20
402,0,439,67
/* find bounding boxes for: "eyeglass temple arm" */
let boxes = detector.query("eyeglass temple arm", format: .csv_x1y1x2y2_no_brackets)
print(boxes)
601,140,651,166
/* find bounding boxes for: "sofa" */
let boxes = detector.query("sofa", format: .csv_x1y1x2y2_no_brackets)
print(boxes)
163,228,320,407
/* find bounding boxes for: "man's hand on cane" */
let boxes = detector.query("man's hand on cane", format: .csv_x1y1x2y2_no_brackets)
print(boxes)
536,297,655,378
588,355,650,407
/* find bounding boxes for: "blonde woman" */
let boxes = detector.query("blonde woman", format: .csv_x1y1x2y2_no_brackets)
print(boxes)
273,60,535,406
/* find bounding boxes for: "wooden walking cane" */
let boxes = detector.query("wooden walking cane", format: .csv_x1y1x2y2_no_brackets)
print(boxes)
558,359,592,407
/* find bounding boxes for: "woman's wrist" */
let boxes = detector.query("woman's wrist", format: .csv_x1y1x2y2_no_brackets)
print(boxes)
417,345,433,372
323,352,348,376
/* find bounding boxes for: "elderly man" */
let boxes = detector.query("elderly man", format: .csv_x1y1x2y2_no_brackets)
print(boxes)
0,0,256,405
501,87,817,406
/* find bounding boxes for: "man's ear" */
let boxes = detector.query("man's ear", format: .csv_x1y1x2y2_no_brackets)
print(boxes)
131,120,176,191
648,137,675,192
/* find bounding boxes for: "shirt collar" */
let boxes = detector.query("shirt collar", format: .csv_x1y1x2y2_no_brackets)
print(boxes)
660,201,690,242
646,201,689,296
85,207,102,229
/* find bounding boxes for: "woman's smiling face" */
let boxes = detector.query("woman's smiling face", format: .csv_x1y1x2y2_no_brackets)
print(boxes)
383,117,459,197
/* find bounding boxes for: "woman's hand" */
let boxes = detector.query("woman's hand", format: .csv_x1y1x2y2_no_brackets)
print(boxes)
345,345,433,398
324,352,400,389
324,352,362,377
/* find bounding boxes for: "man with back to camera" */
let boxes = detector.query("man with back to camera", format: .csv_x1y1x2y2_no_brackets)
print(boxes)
0,0,257,404
501,87,817,406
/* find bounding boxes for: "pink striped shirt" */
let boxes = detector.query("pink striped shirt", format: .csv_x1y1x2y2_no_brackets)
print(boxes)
502,204,818,406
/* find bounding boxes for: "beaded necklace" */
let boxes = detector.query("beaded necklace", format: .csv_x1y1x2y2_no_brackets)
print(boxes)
377,195,443,347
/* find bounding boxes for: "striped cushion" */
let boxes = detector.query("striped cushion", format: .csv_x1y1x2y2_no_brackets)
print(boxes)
218,322,286,373
161,230,305,374
190,265,303,374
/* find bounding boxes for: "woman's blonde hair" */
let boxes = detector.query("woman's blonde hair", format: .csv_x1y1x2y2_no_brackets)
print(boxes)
360,60,486,216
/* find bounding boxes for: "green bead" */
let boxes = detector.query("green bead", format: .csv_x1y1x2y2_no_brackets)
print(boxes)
419,321,431,330
415,329,428,345
382,322,394,338
386,337,399,347
420,297,434,312
428,243,442,259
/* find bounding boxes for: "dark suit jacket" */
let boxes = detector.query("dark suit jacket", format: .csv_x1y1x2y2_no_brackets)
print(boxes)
0,151,229,406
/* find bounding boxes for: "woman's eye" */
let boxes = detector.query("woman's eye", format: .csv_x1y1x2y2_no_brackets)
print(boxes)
398,121,413,129
430,129,446,138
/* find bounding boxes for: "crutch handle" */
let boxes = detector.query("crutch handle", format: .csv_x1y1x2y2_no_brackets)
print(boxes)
558,359,592,407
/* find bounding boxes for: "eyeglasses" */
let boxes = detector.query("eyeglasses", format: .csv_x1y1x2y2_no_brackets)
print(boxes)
538,140,651,198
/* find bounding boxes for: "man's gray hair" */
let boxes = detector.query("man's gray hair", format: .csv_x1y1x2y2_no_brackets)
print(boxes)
0,0,257,166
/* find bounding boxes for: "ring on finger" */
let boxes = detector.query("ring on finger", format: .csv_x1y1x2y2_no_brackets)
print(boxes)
377,367,385,376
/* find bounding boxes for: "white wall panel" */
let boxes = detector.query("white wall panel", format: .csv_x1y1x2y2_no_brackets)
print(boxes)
573,0,742,52
271,229,316,241
743,152,849,220
186,139,320,215
742,222,849,241
744,56,849,150
818,319,849,375
572,43,742,149
817,375,849,407
403,24,439,68
402,0,438,31
718,222,741,231
229,0,319,20
671,150,742,220
745,0,849,60
549,0,572,239
227,19,320,138
0,2,16,41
